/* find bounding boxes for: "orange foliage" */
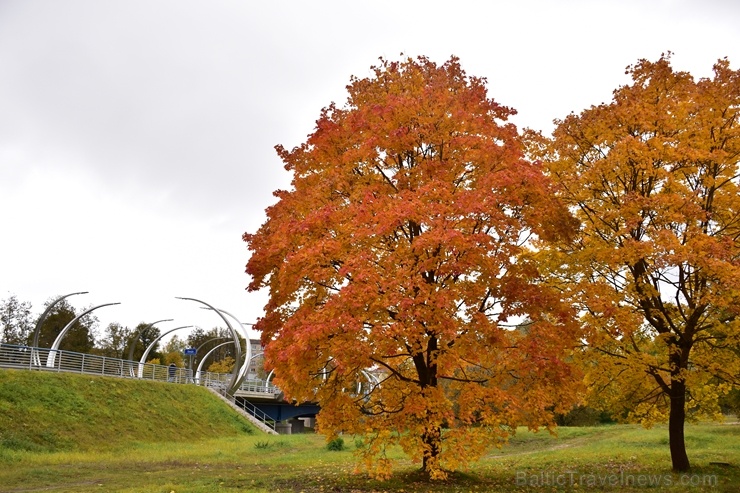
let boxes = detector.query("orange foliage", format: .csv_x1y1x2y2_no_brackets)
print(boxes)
246,56,580,479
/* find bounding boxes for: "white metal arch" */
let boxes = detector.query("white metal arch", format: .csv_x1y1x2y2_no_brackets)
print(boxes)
195,340,235,383
177,297,243,394
46,302,120,368
212,307,252,393
32,291,88,365
137,325,193,378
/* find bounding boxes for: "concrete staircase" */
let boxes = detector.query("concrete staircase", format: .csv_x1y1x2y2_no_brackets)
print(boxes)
206,387,278,435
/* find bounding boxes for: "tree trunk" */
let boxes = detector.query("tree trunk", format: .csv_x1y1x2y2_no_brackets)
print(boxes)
414,336,441,478
421,423,442,475
668,378,690,472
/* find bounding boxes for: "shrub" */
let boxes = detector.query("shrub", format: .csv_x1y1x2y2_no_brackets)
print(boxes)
326,437,344,451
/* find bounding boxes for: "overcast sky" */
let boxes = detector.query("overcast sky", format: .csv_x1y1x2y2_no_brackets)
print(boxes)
1,0,739,343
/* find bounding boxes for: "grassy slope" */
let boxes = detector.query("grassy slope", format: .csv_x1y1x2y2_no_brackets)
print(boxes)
0,369,257,452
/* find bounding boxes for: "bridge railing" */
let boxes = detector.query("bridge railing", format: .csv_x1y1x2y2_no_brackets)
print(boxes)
0,343,192,383
0,343,279,394
0,343,33,369
224,390,276,431
239,378,280,395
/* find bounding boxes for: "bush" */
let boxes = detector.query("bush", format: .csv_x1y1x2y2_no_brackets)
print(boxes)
326,437,344,451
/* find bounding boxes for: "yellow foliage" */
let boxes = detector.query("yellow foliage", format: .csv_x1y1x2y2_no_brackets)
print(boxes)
207,356,235,374
163,351,184,367
544,54,740,471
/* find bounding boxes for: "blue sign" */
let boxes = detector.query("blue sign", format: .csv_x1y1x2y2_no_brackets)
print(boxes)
184,348,197,355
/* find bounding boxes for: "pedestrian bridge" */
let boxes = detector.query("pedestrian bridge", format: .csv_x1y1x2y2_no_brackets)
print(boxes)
0,343,316,434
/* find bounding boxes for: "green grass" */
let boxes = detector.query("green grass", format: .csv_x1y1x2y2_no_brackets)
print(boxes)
0,369,738,492
1,424,738,492
0,369,256,453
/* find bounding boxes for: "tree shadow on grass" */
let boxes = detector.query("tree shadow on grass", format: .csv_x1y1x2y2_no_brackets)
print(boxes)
269,467,501,493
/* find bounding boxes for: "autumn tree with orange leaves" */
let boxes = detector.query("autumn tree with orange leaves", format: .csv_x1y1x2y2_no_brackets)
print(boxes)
543,55,740,472
245,56,580,479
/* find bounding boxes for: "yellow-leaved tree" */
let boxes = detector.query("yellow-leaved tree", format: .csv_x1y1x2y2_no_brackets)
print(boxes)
543,55,740,472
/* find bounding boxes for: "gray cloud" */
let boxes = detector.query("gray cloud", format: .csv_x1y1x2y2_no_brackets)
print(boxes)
1,0,738,333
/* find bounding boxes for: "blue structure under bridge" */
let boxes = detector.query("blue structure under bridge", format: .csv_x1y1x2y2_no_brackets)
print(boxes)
237,397,320,423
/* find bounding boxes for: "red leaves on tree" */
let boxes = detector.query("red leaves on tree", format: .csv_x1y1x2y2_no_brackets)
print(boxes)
245,56,580,479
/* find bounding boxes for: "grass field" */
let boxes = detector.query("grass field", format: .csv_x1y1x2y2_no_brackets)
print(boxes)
0,370,738,492
2,420,738,492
